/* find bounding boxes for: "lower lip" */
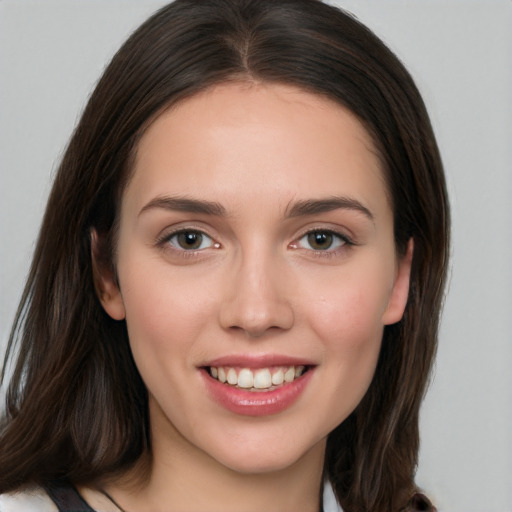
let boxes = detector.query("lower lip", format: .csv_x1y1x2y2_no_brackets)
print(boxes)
201,368,315,416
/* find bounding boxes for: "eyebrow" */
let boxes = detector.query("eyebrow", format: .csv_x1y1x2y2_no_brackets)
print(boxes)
138,194,374,221
139,196,227,217
285,196,374,221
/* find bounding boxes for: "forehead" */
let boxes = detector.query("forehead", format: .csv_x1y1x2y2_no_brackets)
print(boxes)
126,82,389,218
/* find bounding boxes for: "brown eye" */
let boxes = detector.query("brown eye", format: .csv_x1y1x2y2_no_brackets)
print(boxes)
307,232,334,250
168,230,214,250
299,230,347,251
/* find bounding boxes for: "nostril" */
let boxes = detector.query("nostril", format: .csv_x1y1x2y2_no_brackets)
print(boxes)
219,300,295,337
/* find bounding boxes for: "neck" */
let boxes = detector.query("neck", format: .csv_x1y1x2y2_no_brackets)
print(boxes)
106,405,326,512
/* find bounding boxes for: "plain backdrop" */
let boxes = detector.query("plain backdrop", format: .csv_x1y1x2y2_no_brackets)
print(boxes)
1,1,511,511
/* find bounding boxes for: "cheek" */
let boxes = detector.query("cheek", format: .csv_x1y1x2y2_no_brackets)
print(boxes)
299,262,392,413
303,262,392,350
118,260,220,365
313,286,383,382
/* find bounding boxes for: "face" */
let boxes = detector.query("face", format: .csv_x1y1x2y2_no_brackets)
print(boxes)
97,83,412,475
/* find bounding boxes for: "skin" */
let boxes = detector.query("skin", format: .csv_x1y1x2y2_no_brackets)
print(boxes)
93,82,413,512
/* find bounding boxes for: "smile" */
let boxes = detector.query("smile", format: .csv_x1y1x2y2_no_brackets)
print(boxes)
208,365,307,391
201,358,315,416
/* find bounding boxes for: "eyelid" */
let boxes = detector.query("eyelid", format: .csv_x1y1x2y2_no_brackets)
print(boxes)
288,227,355,254
156,225,221,253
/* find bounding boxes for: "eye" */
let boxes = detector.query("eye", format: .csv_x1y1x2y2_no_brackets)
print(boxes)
167,230,216,251
296,230,348,251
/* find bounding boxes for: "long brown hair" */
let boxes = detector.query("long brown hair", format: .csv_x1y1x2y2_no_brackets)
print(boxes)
0,1,449,510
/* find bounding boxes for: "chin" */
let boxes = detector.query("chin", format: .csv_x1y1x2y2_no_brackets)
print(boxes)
202,429,327,476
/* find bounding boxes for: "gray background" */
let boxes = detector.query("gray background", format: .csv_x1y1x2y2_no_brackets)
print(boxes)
1,1,511,510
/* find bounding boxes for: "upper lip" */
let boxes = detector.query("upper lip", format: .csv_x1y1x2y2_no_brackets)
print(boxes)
200,354,316,368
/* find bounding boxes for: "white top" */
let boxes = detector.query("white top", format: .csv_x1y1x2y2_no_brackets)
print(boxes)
0,487,57,512
0,481,343,512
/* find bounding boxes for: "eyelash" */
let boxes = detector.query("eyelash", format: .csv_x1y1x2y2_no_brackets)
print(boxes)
156,228,220,256
156,227,354,258
290,229,354,258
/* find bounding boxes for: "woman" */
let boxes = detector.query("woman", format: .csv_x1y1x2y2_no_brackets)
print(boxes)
0,1,449,511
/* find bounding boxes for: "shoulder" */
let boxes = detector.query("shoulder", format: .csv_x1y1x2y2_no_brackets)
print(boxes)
0,487,58,512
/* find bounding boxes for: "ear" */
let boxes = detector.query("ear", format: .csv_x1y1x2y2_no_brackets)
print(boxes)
382,238,414,325
91,229,126,320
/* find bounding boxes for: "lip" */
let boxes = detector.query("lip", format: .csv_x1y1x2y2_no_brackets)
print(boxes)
203,354,314,369
200,357,316,417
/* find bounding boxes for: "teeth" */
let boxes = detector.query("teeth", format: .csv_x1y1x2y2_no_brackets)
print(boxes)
227,368,238,385
284,367,295,382
271,369,284,386
237,368,254,388
253,369,272,389
208,365,307,390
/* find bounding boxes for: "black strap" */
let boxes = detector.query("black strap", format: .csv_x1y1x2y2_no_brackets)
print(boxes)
44,480,96,512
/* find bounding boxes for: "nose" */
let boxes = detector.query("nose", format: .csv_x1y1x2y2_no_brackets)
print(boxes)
218,250,294,338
